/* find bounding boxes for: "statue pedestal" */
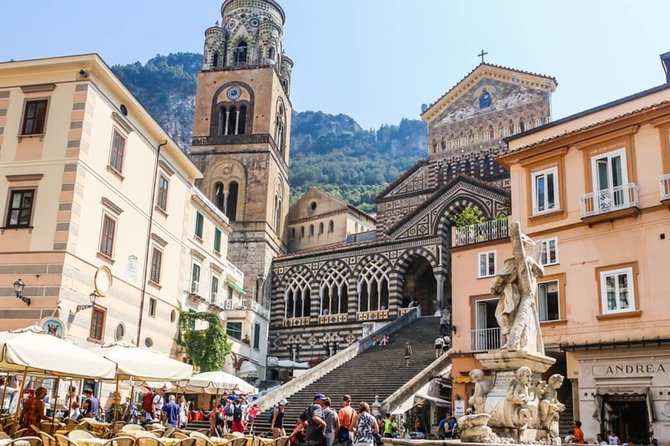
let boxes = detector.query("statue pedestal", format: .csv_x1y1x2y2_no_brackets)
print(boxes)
471,351,558,444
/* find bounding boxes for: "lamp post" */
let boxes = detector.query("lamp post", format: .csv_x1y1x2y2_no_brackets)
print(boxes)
13,279,30,306
76,291,99,313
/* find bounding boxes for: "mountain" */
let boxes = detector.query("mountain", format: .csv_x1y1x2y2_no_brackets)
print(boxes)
112,53,428,212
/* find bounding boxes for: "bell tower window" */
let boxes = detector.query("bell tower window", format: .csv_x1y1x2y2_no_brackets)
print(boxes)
214,182,225,211
234,41,248,66
226,181,239,221
212,52,219,68
268,47,276,61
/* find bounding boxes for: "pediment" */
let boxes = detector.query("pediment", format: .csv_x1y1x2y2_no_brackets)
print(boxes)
387,176,510,241
376,160,431,201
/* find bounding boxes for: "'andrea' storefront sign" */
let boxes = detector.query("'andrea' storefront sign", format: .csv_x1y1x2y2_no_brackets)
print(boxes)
593,363,668,376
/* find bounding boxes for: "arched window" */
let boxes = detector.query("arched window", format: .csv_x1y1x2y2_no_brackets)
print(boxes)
220,104,247,136
274,195,282,233
509,120,515,135
290,228,296,240
357,259,389,312
238,105,247,135
226,181,238,221
300,226,305,237
519,118,526,132
285,275,311,318
328,220,334,232
318,222,324,235
226,106,237,135
275,103,286,156
489,125,495,139
234,41,248,66
212,52,219,68
320,263,349,316
309,224,314,237
268,46,276,61
214,182,225,212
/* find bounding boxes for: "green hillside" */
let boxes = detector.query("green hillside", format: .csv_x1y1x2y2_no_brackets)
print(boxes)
112,53,428,212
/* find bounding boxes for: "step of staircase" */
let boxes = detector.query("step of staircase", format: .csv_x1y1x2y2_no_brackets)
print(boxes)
252,316,440,436
558,385,574,438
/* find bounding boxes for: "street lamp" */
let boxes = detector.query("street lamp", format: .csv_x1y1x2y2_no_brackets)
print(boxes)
13,279,30,306
76,291,99,313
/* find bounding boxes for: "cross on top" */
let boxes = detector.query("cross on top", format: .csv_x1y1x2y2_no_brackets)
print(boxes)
478,49,488,64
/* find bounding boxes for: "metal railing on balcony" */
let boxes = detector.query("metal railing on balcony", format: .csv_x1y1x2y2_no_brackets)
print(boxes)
453,218,509,247
243,298,270,319
580,183,639,218
660,174,670,202
469,327,503,351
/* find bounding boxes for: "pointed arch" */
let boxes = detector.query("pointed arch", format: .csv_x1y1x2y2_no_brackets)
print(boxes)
316,260,351,316
234,41,248,66
354,255,392,312
282,265,313,319
394,247,439,278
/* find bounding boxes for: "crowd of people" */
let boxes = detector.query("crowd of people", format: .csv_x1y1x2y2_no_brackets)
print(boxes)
209,394,260,436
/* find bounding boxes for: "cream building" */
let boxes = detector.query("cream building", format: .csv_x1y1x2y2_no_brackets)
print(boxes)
0,54,246,380
450,63,670,443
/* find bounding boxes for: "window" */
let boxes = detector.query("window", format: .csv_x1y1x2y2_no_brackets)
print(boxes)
148,298,157,317
474,299,501,350
478,251,496,278
195,212,204,238
309,225,314,237
537,281,560,322
328,220,334,233
320,262,349,315
156,175,169,211
540,238,559,266
290,228,296,240
191,263,201,294
285,274,311,318
226,322,243,340
211,275,219,303
233,41,248,66
592,149,629,211
253,323,261,349
318,222,324,235
300,226,305,238
5,189,35,228
213,228,222,253
21,100,48,135
226,182,238,221
600,267,635,314
89,307,106,341
99,214,117,258
109,129,126,173
532,167,559,214
227,286,233,300
150,247,163,284
357,257,389,312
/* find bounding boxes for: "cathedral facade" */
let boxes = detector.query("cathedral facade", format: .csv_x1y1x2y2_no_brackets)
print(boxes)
190,0,557,375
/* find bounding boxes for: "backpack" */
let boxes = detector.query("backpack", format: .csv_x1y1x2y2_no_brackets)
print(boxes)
266,406,276,423
225,404,234,416
142,391,155,412
233,404,243,422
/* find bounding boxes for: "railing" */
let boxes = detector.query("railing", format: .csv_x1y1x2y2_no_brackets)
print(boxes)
222,298,244,311
283,316,310,327
242,298,270,319
660,174,670,202
453,218,509,247
318,313,348,324
356,310,390,321
469,327,503,352
580,183,639,218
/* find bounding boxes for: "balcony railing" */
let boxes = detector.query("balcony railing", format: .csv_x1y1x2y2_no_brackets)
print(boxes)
660,174,670,202
318,313,348,324
242,298,270,319
453,218,509,247
356,310,390,321
283,316,310,327
580,183,639,218
469,327,503,352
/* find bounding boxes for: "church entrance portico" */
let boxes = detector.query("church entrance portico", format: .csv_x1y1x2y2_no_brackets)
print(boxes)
401,255,437,315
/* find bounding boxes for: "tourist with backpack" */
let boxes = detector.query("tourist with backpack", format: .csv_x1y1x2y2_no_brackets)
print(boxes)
142,388,156,423
231,398,245,433
337,395,355,446
271,399,287,439
306,393,327,446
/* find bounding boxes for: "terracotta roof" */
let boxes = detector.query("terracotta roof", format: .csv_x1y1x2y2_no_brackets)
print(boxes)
422,62,557,118
505,99,670,157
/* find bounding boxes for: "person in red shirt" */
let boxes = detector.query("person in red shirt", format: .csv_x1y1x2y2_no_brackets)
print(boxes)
21,387,49,436
573,420,585,444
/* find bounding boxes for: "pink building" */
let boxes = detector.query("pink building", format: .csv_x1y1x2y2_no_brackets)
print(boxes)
451,64,670,443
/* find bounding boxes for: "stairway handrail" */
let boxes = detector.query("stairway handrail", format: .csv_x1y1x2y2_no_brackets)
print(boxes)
381,348,452,413
254,308,421,410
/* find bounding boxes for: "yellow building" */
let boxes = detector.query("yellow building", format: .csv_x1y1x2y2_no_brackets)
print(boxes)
450,69,670,443
0,54,244,373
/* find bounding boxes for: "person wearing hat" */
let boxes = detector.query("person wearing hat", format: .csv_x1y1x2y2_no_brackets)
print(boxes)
306,394,328,446
271,399,287,439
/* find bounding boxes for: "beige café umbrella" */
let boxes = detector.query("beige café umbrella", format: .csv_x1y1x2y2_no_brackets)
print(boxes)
97,342,193,382
183,370,257,394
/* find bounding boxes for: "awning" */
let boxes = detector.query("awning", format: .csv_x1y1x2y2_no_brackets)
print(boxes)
438,364,452,379
415,393,451,407
237,362,259,379
96,342,193,382
390,382,430,415
226,279,246,296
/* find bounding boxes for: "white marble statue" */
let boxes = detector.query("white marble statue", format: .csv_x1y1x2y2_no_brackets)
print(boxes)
468,369,492,414
492,222,545,355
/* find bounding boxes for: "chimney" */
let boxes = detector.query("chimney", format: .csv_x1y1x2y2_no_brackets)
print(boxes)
661,51,670,83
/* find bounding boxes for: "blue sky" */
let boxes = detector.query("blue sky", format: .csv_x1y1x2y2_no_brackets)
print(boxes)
1,1,668,129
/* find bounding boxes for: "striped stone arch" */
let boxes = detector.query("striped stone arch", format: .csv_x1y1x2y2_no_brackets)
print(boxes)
280,264,314,287
351,254,394,313
315,259,352,316
352,253,393,278
434,196,497,241
280,264,315,318
394,247,439,278
314,259,352,283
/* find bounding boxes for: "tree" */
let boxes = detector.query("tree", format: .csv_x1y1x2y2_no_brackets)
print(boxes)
177,310,232,372
450,205,486,227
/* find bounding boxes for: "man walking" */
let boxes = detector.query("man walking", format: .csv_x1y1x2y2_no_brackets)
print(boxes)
162,395,180,428
404,341,412,367
322,398,339,446
337,395,355,446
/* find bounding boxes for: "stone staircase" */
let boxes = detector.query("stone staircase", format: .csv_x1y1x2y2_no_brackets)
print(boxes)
558,384,574,438
253,316,440,435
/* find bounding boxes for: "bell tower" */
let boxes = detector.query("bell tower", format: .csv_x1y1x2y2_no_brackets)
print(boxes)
190,0,293,304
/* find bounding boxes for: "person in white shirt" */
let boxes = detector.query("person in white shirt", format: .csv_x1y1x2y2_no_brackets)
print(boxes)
0,378,18,413
607,431,620,445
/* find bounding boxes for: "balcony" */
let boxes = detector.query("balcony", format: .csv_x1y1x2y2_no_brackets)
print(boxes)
580,183,639,224
660,174,670,204
453,218,509,247
469,327,503,352
242,298,270,319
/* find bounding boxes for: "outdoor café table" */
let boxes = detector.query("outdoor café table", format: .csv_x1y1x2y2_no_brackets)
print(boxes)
0,439,29,446
76,439,109,446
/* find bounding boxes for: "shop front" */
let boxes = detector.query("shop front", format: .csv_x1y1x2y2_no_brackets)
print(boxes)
567,346,670,444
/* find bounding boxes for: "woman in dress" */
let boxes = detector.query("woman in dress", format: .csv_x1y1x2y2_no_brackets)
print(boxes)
271,399,287,439
352,401,379,446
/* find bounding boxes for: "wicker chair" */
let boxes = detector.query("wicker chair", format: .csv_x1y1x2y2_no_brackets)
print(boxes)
225,437,247,446
273,436,289,446
175,438,196,446
10,436,43,446
120,425,145,432
38,431,57,446
172,433,188,440
188,432,214,446
67,430,94,441
101,437,135,446
134,437,166,446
